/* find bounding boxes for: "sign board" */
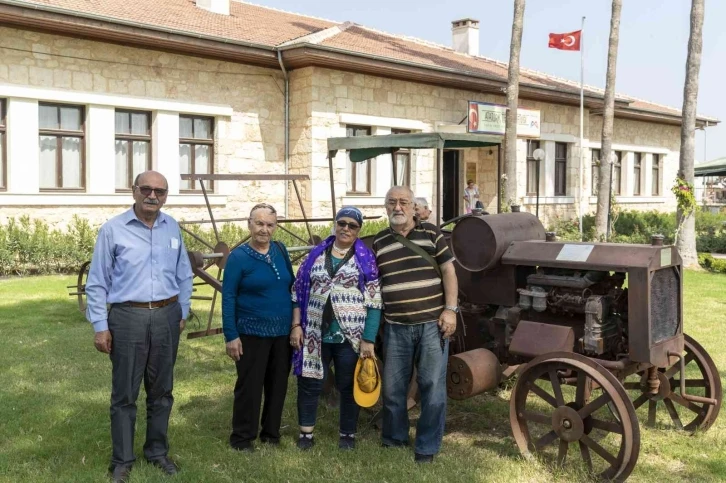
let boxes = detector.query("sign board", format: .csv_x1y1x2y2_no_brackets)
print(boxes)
467,101,541,138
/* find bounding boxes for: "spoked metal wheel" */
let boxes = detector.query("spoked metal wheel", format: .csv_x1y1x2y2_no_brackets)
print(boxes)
622,334,722,432
67,261,91,313
511,352,640,482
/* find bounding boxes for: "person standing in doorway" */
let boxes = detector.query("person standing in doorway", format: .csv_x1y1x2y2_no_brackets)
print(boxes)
414,197,432,222
85,170,193,483
463,179,480,214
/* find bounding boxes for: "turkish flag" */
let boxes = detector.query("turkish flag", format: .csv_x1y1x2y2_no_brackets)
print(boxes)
548,30,581,51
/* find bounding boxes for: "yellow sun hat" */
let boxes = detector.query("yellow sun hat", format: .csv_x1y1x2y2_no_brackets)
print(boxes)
353,357,381,408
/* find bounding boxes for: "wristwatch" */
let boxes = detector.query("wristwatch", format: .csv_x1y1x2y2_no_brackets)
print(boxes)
445,305,459,313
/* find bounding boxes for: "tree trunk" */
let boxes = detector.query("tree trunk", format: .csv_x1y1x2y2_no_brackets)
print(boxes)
594,0,622,240
504,0,526,209
677,0,704,267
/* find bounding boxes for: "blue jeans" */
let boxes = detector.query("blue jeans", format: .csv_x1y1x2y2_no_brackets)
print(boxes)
297,341,360,434
382,321,448,456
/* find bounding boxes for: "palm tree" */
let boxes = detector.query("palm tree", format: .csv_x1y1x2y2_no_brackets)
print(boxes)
504,0,526,209
676,0,705,267
594,0,622,239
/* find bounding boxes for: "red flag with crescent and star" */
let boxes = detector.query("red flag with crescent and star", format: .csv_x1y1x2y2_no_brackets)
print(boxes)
548,30,581,51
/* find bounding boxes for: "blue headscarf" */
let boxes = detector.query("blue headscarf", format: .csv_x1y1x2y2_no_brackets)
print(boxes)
335,206,364,226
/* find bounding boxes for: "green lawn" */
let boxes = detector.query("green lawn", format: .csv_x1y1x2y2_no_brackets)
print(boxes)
0,271,724,483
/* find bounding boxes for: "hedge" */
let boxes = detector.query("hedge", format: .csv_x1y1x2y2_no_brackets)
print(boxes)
1,209,724,276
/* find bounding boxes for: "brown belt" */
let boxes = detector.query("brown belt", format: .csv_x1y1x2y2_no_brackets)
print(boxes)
124,295,178,309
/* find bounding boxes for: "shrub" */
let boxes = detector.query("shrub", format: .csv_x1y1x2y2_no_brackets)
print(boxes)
698,253,726,274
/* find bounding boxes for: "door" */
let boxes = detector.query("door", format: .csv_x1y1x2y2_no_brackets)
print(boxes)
442,150,460,222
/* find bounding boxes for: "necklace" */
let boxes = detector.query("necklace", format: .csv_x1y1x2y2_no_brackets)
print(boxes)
332,243,351,255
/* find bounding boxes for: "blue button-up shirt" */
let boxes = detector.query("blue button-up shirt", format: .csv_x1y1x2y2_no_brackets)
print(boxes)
85,207,193,333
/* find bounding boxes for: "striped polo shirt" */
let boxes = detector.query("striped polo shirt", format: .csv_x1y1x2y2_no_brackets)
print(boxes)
372,221,454,324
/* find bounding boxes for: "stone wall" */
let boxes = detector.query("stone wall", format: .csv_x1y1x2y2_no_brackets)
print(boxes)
0,26,287,228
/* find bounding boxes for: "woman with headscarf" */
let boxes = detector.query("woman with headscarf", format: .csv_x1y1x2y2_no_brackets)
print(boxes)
222,203,295,452
290,206,382,451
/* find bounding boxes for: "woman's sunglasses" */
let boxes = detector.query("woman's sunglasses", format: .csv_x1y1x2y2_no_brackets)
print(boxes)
336,220,361,230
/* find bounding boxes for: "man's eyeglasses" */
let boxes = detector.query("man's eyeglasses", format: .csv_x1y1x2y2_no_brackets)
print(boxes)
135,186,168,197
336,220,361,230
386,198,411,208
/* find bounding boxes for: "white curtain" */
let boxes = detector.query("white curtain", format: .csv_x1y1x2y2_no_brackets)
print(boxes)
179,144,191,190
62,137,82,188
0,135,4,188
60,107,81,131
115,140,128,190
355,160,368,192
195,145,210,174
39,136,57,188
39,105,58,130
131,112,149,135
179,117,193,139
133,141,149,181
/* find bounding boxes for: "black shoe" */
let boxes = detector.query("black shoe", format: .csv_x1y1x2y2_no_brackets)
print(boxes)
109,464,132,483
414,453,434,464
231,441,255,453
338,435,356,450
297,435,315,450
147,456,178,475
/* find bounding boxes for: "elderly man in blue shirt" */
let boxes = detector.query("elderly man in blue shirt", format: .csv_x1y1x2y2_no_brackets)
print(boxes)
85,170,193,483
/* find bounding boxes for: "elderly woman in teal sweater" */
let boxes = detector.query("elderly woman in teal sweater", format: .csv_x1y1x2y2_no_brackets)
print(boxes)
222,203,294,452
290,206,382,451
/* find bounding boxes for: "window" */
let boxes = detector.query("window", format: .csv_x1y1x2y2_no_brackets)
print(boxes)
633,152,642,196
38,103,85,190
652,154,660,196
525,140,540,195
179,115,214,191
613,151,623,196
115,110,151,191
554,142,567,196
591,149,601,195
0,100,5,191
346,125,371,194
392,128,411,186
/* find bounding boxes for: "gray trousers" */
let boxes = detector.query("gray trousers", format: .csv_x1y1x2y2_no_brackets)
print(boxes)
107,301,182,467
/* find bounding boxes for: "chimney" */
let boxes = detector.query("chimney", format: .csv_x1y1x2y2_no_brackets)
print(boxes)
196,0,230,15
451,18,480,56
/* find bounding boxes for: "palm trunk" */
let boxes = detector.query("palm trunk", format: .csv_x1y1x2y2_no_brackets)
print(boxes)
677,0,704,267
594,0,622,240
504,0,526,209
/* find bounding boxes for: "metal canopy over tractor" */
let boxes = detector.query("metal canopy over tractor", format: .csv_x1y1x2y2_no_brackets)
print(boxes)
326,132,503,224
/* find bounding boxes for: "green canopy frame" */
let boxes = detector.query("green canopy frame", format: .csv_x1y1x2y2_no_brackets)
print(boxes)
695,157,726,177
326,132,502,225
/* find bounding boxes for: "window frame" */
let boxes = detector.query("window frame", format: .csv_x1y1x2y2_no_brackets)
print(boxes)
652,153,660,196
38,102,86,192
525,140,540,196
554,142,567,196
613,151,623,196
179,114,215,193
633,152,642,196
591,148,601,196
0,99,6,191
391,128,411,187
345,125,372,195
115,109,152,192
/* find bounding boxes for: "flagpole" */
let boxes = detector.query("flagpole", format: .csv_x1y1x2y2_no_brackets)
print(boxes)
578,16,586,240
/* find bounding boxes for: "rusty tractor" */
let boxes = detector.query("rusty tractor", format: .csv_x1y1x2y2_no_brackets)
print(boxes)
440,211,721,482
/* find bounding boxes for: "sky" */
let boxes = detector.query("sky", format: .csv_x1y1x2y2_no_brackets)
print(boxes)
252,0,725,163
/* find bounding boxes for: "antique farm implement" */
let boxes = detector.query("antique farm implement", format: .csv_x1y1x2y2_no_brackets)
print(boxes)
442,211,721,481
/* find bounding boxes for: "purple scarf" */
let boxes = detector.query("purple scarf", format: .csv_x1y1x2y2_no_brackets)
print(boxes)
292,235,379,376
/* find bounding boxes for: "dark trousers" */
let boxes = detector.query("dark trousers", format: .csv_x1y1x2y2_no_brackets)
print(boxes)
230,334,291,447
297,341,360,434
108,302,182,467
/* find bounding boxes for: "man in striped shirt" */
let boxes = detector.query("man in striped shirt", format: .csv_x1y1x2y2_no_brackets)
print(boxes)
372,186,458,463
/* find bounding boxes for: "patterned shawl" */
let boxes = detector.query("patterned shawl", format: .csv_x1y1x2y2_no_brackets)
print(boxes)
292,235,379,376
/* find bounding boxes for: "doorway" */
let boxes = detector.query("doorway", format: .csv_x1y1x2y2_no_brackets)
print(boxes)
442,150,460,222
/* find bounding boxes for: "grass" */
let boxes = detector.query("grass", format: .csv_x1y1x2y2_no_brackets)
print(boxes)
0,271,724,483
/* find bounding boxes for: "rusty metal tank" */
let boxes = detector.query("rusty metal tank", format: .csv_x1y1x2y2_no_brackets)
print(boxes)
451,212,546,272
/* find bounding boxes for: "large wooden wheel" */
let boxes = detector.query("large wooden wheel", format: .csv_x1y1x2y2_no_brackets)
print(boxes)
510,352,640,482
621,334,722,432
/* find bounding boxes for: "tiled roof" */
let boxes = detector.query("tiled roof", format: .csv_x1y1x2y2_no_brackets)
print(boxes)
11,0,336,47
5,0,719,123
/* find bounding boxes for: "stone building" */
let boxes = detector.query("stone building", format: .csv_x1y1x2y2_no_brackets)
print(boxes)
0,0,718,228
